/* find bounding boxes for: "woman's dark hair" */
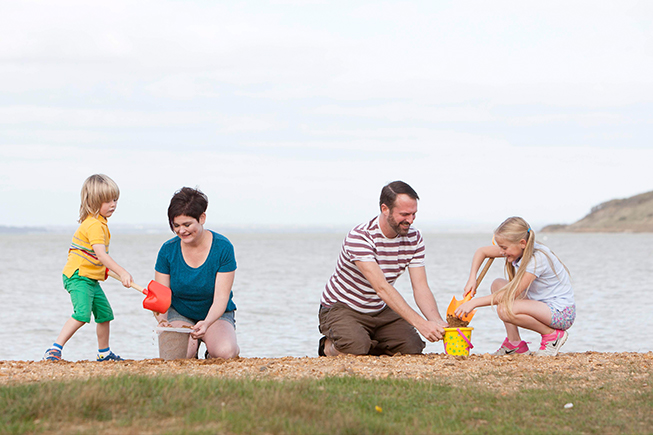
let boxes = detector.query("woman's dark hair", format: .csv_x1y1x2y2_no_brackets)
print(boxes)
167,187,208,231
379,181,419,210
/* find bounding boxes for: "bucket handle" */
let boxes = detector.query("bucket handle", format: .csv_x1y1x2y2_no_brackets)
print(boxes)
456,328,474,349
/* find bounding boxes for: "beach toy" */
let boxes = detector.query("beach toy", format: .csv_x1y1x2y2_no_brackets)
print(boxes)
446,258,495,324
156,327,191,360
107,269,171,313
443,327,474,356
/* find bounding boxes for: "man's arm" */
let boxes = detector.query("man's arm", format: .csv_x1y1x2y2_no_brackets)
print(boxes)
407,266,447,324
355,260,445,342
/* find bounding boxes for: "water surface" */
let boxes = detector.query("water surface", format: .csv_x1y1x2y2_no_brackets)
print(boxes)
1,231,650,361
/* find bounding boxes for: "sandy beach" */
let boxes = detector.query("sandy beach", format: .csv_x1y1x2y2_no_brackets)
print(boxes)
2,352,651,393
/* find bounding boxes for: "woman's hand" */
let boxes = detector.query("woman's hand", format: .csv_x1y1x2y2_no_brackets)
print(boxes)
191,320,209,339
155,313,171,327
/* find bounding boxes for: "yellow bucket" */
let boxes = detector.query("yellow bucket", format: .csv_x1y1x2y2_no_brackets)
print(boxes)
443,327,474,356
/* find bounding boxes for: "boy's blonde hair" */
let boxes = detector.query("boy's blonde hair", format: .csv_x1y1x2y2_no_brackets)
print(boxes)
79,174,120,223
492,216,567,318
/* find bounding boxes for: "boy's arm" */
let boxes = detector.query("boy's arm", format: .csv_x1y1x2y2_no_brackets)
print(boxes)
92,244,133,288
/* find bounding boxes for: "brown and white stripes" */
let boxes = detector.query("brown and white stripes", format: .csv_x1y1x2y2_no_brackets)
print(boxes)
321,216,425,313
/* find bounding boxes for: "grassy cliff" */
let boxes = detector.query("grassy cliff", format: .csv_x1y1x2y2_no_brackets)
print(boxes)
543,190,653,233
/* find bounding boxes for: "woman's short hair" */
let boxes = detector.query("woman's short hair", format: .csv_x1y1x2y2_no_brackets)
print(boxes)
167,187,208,231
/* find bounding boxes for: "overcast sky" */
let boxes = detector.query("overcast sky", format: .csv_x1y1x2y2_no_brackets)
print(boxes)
1,1,652,231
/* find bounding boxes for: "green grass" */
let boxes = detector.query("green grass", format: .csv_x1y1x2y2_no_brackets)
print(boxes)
1,373,651,434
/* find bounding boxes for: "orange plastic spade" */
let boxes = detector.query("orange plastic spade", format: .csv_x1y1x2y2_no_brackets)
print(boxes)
447,258,495,323
107,269,171,314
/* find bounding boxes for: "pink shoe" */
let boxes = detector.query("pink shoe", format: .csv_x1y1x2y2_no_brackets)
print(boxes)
492,338,529,356
535,330,568,356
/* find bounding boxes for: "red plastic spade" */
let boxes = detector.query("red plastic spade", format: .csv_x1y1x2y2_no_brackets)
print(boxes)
107,269,171,314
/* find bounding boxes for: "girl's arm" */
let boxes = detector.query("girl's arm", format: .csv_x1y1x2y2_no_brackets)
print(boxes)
464,245,503,296
191,271,235,339
154,271,171,325
93,244,133,288
455,272,537,317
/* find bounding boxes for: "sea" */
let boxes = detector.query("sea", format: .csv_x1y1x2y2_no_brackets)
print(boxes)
1,230,652,361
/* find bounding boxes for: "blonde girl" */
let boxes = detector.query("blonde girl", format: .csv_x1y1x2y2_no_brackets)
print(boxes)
44,174,133,361
455,217,575,356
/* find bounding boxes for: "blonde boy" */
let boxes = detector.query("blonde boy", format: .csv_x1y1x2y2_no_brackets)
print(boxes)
44,174,133,361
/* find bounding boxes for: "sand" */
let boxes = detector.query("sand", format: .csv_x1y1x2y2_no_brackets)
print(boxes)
2,352,651,393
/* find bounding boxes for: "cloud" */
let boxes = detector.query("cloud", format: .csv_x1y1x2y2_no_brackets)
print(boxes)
0,1,651,228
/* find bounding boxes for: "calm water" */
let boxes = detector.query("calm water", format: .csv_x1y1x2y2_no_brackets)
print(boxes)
1,231,652,361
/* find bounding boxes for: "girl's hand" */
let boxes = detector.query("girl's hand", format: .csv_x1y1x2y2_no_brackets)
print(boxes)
463,277,477,297
191,320,209,339
455,300,476,318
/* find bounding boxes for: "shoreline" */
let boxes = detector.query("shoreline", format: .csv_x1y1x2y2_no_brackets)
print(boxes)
2,352,651,391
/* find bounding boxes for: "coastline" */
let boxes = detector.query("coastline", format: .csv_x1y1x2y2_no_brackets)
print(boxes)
3,352,651,391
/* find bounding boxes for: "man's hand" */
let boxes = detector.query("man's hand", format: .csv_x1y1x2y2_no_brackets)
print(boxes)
416,319,447,342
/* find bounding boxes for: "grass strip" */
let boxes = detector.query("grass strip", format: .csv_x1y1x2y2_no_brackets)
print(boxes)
1,373,651,434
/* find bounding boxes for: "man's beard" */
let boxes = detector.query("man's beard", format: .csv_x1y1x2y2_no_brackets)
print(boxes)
387,213,410,236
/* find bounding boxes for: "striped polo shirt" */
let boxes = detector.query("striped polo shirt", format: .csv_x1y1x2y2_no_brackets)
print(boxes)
62,215,110,281
321,216,426,313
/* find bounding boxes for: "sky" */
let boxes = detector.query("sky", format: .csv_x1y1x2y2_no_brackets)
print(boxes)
1,0,652,232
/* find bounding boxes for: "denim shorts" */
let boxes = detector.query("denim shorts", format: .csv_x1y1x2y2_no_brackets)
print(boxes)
547,303,576,330
167,306,236,329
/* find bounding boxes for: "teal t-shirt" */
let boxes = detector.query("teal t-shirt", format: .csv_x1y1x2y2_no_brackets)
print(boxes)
155,230,237,321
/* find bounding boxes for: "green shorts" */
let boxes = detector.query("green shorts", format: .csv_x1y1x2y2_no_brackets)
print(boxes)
63,271,114,324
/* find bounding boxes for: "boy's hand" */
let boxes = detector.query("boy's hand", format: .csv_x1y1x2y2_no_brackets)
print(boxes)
119,272,133,288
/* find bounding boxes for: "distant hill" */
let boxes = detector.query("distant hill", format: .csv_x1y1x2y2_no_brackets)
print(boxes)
542,190,653,233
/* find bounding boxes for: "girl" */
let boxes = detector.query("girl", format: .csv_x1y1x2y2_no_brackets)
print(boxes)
455,217,575,356
44,174,133,361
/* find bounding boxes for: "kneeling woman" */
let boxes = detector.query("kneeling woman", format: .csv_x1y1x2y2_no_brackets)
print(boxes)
155,187,239,359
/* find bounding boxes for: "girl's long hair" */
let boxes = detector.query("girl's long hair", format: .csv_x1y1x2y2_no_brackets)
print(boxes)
491,216,568,318
78,174,120,223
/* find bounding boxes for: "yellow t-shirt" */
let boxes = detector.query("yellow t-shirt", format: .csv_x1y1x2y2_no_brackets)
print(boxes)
62,215,111,280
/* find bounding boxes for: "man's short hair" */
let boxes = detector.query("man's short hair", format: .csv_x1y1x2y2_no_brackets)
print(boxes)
379,181,419,210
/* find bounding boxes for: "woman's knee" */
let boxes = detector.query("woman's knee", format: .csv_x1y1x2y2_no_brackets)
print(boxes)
207,341,239,359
